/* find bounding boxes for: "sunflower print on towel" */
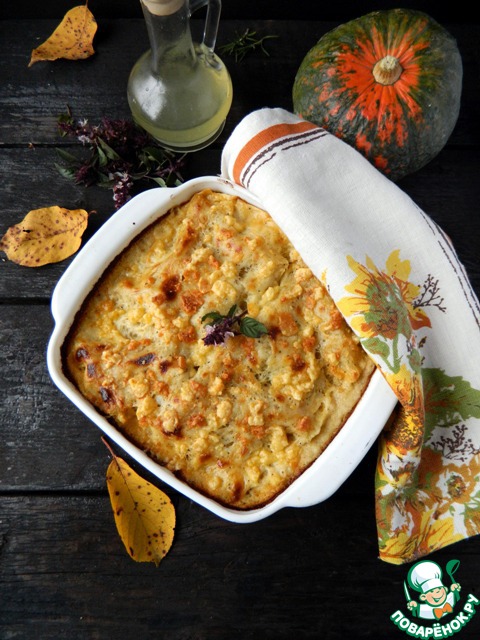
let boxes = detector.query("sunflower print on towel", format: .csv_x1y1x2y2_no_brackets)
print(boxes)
337,250,480,564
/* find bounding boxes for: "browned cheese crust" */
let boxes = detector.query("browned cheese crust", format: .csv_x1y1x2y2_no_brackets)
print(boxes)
63,190,375,509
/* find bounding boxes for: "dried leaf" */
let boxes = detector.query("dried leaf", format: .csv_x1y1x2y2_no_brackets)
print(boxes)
106,457,176,565
0,206,88,267
29,4,97,67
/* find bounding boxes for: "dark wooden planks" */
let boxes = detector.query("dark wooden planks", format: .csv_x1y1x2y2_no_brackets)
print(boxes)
0,18,295,145
0,304,109,490
2,0,480,23
0,301,380,495
1,495,480,639
0,495,378,639
1,145,479,300
1,20,479,146
1,13,480,640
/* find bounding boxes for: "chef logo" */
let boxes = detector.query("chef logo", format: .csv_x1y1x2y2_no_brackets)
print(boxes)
406,560,461,620
390,559,479,637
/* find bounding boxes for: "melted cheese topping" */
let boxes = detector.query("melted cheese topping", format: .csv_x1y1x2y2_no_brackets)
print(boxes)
63,190,374,509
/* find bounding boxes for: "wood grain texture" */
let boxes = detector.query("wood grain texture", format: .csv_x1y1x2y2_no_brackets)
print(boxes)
1,12,480,640
1,0,479,23
0,305,108,490
1,20,479,145
2,495,480,639
0,302,380,495
1,146,479,300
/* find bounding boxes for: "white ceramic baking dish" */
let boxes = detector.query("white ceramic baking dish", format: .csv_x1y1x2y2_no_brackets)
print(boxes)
46,176,398,523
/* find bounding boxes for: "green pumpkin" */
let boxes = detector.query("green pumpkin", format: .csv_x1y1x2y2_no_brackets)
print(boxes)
292,9,463,181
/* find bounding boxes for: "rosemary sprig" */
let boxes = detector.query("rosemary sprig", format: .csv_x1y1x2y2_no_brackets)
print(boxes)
219,28,278,63
202,304,269,346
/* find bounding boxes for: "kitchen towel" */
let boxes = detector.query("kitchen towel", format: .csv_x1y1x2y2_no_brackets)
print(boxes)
221,107,480,565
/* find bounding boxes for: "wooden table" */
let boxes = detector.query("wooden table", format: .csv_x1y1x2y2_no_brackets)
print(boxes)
1,9,480,639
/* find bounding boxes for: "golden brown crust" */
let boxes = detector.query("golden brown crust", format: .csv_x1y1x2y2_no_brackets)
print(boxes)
63,190,374,509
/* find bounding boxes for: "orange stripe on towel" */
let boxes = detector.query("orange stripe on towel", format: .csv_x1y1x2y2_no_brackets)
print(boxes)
232,121,318,185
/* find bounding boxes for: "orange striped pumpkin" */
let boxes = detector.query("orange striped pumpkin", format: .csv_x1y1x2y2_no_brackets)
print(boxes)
292,9,462,181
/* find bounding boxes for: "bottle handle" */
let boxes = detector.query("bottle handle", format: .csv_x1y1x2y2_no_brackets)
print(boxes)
189,0,221,52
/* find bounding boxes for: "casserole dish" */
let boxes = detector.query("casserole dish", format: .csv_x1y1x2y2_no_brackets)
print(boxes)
46,176,398,523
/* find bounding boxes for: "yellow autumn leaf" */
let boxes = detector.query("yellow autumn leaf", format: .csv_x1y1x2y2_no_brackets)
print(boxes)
29,4,97,67
106,457,176,565
0,206,89,267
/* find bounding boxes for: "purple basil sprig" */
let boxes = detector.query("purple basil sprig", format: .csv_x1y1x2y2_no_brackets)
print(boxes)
202,304,269,346
56,108,186,208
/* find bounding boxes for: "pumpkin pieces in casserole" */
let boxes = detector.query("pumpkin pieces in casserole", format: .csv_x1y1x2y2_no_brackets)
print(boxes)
63,190,375,510
292,9,462,181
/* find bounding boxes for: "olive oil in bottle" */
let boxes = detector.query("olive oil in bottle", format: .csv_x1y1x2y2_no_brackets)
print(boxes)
127,0,232,152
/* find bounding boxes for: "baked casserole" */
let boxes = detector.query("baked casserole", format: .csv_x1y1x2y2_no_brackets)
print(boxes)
62,189,375,509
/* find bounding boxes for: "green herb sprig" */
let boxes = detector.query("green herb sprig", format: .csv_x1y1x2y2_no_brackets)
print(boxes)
202,304,269,346
219,28,278,63
56,108,185,209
